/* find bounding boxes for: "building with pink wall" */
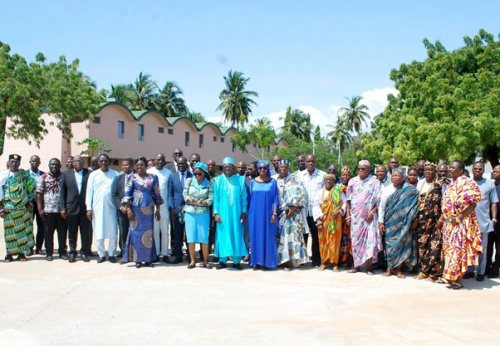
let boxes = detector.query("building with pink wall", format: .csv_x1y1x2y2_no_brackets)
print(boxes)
0,102,288,171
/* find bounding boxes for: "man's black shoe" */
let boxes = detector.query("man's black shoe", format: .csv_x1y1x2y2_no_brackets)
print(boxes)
476,274,485,282
463,272,475,279
82,254,90,262
108,256,117,263
68,255,76,263
171,257,183,264
163,256,172,264
216,262,227,270
233,263,243,270
59,254,68,260
97,257,106,263
46,255,53,261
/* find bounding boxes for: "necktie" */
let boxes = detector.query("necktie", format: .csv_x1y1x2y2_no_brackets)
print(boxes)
181,172,185,189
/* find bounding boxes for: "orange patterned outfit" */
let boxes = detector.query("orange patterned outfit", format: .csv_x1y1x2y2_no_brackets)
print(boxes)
442,176,482,282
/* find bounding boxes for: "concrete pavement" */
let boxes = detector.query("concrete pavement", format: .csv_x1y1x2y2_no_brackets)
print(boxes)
1,237,499,345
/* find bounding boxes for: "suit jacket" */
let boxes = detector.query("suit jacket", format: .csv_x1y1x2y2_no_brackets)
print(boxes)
59,168,90,215
166,162,178,173
170,170,192,213
111,173,128,212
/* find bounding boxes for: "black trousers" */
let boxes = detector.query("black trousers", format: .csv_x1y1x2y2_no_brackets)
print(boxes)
44,213,67,256
486,231,500,274
117,213,130,252
172,216,186,260
33,203,45,250
66,213,92,256
307,216,320,266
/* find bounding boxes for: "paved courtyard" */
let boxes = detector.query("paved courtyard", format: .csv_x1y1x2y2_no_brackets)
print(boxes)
1,234,499,346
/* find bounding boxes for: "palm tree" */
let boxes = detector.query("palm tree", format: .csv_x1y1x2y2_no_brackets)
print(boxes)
185,110,206,123
327,116,352,166
109,84,134,108
338,95,370,134
129,72,157,110
280,106,312,142
216,70,258,128
154,81,188,117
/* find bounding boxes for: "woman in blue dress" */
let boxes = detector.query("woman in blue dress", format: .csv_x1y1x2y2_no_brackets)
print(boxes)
122,157,163,268
183,162,213,269
248,160,280,270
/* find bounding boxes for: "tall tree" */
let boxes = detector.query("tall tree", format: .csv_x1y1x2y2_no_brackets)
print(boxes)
153,81,188,117
280,106,312,142
339,95,370,134
0,42,102,152
230,117,276,159
327,116,353,166
362,29,500,166
217,70,258,128
110,84,134,108
185,110,206,123
129,72,157,110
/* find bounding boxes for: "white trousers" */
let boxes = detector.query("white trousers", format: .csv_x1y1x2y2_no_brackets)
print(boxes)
154,210,170,256
96,238,117,258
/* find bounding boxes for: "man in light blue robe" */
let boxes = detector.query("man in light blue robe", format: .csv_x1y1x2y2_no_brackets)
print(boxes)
213,157,248,270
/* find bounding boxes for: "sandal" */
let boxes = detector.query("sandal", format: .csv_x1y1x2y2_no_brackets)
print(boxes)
203,263,212,269
187,264,196,269
382,269,393,277
333,266,340,272
366,270,374,276
414,272,427,280
447,283,463,290
4,254,14,263
436,277,449,285
348,267,359,274
396,271,406,279
426,276,436,283
318,264,326,271
17,254,27,261
284,267,291,272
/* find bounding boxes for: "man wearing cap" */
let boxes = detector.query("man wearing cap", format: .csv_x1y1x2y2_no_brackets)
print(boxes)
345,160,382,275
0,154,37,262
213,157,248,270
148,153,174,263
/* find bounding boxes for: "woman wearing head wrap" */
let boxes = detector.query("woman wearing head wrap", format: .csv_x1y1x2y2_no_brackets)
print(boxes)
248,160,280,270
313,173,347,271
276,160,308,270
183,162,214,269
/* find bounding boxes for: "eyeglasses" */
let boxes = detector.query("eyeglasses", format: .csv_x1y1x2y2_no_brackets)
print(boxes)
258,167,268,170
194,172,204,176
358,167,368,171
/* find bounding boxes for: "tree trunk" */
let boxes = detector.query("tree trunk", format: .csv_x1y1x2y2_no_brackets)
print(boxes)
483,144,500,168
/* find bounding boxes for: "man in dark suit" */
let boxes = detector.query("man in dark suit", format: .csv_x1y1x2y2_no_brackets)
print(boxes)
111,157,135,258
59,155,92,263
169,156,192,263
165,149,183,173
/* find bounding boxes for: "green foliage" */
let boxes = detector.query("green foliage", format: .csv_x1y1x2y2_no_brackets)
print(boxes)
76,137,112,157
0,42,103,153
152,81,188,117
363,29,500,166
217,70,258,128
280,106,312,142
327,116,353,166
230,117,276,160
185,111,206,123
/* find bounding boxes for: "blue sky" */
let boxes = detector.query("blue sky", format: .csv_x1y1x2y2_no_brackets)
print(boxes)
2,1,499,133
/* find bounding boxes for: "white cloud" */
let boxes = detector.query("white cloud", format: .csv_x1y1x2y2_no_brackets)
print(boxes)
260,86,398,137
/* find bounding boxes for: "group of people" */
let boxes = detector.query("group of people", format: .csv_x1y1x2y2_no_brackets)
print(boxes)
1,151,499,290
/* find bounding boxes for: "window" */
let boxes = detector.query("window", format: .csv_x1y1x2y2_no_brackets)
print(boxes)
158,127,164,134
199,134,204,148
168,128,173,135
232,142,235,152
138,124,144,141
220,137,225,143
93,116,101,124
118,121,124,139
185,132,190,146
213,136,217,142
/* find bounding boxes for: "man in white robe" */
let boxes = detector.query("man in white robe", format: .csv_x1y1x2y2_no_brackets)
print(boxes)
86,154,118,263
147,153,173,263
